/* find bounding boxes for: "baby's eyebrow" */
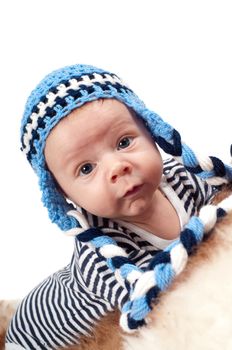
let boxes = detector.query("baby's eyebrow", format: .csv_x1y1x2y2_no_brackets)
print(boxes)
66,117,136,162
61,144,89,169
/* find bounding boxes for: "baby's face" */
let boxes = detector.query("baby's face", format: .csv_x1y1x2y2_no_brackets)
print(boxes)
45,99,163,222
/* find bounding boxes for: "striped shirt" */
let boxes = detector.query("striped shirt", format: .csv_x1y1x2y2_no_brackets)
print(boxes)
6,158,217,350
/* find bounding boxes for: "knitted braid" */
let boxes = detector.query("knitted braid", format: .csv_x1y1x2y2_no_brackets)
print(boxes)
153,125,232,186
120,195,232,332
68,193,232,332
177,143,232,185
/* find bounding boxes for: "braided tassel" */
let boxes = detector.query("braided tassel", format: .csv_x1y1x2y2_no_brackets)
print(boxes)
119,194,232,332
176,142,232,185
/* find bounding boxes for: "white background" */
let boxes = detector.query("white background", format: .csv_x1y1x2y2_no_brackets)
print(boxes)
0,0,231,299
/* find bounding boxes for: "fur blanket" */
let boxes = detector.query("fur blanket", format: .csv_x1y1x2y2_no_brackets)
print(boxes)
1,189,232,350
0,300,20,350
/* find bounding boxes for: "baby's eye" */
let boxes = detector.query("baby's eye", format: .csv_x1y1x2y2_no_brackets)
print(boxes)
79,163,94,176
117,137,133,150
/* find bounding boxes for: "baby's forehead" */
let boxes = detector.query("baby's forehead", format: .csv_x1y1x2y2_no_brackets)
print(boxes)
70,98,126,114
73,98,105,113
45,98,144,163
67,98,139,125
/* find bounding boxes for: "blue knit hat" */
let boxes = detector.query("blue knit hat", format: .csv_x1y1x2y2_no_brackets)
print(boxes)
21,63,232,232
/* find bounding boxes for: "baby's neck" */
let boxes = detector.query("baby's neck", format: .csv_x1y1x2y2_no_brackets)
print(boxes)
130,189,181,240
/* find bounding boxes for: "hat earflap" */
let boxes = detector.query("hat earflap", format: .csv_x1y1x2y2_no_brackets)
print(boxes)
38,166,78,230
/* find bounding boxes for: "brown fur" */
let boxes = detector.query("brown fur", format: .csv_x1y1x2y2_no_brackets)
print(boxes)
58,310,122,350
0,300,19,350
0,331,5,350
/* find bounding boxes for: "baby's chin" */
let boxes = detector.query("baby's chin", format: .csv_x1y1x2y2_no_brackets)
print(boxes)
87,197,152,222
113,200,151,222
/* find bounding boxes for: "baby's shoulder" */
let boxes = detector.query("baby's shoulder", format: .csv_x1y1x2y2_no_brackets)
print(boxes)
163,157,188,178
162,157,204,191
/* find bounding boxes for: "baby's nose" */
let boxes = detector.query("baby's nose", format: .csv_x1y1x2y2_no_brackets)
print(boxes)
110,162,131,183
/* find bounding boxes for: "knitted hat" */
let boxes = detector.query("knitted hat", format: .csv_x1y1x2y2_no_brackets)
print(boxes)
21,63,232,232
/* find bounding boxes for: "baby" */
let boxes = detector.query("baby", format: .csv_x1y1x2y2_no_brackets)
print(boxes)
5,64,232,350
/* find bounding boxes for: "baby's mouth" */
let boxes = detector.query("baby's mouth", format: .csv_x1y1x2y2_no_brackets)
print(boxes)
123,184,143,197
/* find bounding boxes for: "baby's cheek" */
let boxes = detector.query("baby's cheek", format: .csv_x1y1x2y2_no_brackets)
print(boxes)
148,156,163,176
94,196,120,219
76,185,119,218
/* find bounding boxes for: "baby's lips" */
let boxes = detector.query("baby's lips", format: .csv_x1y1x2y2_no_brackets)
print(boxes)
123,184,143,197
